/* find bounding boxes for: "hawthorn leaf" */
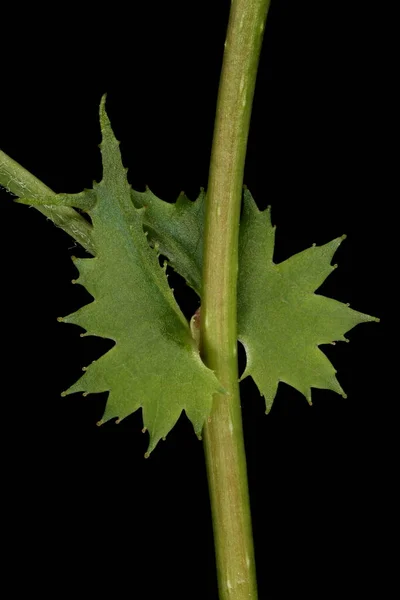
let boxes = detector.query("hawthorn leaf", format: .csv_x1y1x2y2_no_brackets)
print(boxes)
237,189,379,411
18,97,222,455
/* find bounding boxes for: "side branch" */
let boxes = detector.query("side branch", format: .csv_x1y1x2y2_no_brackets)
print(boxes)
0,149,95,255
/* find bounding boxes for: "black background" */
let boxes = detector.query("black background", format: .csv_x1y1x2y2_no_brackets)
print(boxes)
1,1,389,598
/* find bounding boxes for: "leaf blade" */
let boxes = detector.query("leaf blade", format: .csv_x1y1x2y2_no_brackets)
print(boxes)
53,97,223,454
131,187,205,296
238,189,379,410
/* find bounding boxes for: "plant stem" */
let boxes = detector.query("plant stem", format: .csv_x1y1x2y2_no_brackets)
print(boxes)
0,149,95,255
200,1,270,599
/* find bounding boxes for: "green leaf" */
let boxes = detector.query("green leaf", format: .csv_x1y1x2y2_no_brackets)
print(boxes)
126,187,379,410
131,187,205,296
237,189,379,411
12,103,378,424
21,97,222,455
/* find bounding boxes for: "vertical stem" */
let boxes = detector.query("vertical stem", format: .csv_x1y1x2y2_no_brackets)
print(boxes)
201,1,270,599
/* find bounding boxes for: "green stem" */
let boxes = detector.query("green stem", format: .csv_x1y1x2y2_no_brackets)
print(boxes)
0,149,95,255
200,1,270,599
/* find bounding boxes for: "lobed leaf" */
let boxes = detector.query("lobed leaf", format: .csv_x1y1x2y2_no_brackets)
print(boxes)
237,190,379,410
11,100,379,429
20,97,222,455
133,186,379,411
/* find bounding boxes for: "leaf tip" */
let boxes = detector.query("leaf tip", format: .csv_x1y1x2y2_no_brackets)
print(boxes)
99,93,108,115
264,398,273,414
99,93,114,140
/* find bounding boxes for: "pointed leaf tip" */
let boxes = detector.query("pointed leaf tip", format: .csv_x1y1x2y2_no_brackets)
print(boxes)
99,93,107,117
99,94,113,139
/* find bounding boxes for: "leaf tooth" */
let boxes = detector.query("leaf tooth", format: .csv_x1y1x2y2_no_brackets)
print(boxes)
305,387,312,405
326,373,347,398
143,407,182,456
61,301,116,339
62,310,87,330
73,256,97,279
277,235,345,293
264,394,275,414
259,376,279,414
175,190,192,210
